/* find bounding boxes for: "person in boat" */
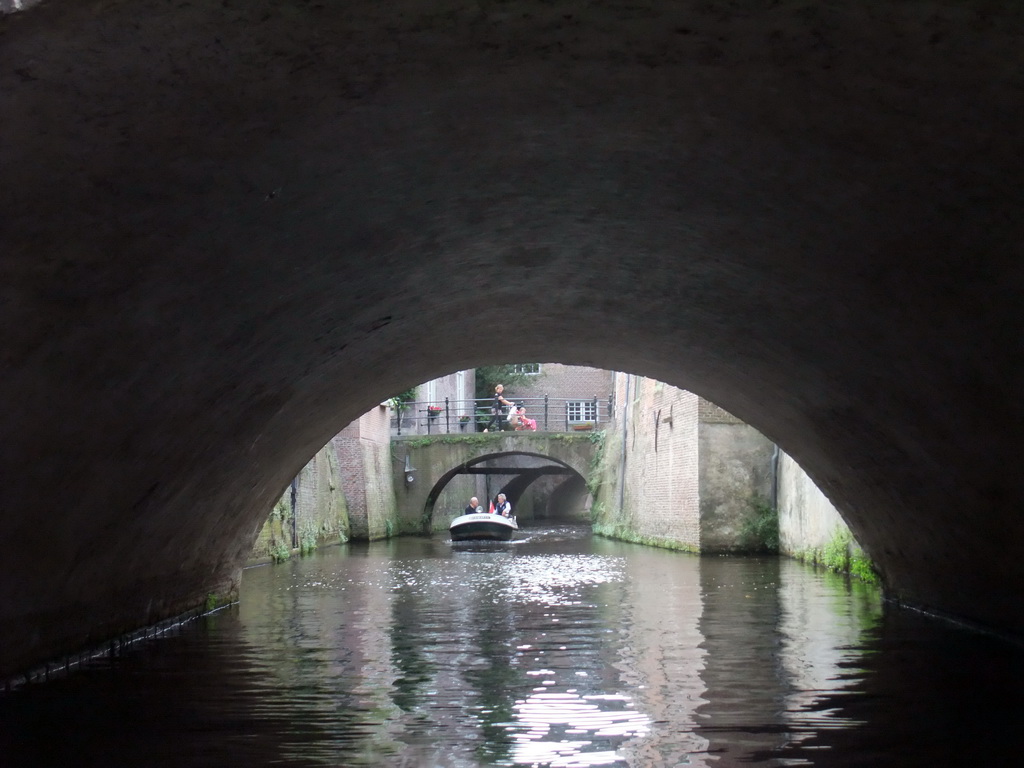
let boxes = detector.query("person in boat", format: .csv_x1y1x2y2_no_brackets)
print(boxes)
465,496,482,516
514,406,537,431
493,493,512,517
482,384,514,432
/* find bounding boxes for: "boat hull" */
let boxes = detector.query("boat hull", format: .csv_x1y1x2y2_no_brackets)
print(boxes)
449,513,518,542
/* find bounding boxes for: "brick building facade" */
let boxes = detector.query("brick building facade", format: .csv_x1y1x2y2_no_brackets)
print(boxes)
499,364,615,430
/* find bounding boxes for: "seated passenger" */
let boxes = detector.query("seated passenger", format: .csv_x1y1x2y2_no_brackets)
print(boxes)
494,493,512,517
514,406,537,431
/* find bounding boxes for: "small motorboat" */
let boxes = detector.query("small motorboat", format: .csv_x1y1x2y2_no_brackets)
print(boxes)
449,511,518,542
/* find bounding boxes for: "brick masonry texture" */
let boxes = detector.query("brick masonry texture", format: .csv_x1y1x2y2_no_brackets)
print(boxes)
334,406,395,540
698,400,745,424
594,373,702,549
595,375,776,552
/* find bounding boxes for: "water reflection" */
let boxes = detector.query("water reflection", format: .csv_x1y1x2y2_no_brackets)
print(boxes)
1,526,1020,767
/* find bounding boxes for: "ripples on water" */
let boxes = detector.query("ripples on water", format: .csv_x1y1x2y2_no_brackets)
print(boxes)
1,525,1021,767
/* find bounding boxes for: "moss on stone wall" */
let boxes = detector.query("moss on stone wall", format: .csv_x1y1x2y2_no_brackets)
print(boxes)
792,528,880,585
592,523,700,554
203,586,239,613
250,443,351,563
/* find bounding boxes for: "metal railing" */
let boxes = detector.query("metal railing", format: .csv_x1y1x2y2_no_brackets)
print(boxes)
391,394,615,435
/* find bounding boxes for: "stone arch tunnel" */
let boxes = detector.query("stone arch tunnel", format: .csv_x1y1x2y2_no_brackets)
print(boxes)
393,435,598,531
1,1,1023,675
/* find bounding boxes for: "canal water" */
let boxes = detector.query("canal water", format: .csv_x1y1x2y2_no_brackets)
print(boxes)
1,526,1021,767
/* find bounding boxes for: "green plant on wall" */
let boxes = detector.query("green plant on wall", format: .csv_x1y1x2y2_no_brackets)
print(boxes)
793,529,880,585
389,386,418,412
270,541,291,562
584,430,607,498
741,496,779,553
270,496,290,521
298,520,319,555
820,529,879,585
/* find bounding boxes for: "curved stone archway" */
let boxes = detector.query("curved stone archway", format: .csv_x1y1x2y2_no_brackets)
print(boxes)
495,469,590,525
2,1,1024,674
427,464,586,527
394,438,599,532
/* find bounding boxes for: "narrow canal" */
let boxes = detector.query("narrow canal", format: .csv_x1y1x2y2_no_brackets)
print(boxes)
2,526,1020,766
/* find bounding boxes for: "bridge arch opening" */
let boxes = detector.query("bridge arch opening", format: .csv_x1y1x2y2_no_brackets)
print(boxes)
2,0,1023,674
421,450,593,533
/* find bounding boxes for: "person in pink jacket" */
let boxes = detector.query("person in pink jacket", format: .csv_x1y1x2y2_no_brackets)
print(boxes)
514,406,537,431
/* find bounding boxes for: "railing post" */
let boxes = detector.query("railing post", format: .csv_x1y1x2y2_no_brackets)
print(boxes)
544,394,549,432
593,395,599,425
397,403,402,436
445,397,450,433
426,405,432,434
608,393,614,421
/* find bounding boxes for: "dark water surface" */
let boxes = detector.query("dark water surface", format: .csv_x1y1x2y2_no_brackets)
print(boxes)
2,526,1021,766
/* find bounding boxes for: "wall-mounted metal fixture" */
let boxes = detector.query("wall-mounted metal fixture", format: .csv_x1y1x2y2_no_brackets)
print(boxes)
404,454,416,485
662,404,674,427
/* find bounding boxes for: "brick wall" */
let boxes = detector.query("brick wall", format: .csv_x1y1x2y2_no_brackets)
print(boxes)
510,364,613,400
594,373,701,550
502,364,615,430
333,404,396,540
594,379,777,553
697,399,744,424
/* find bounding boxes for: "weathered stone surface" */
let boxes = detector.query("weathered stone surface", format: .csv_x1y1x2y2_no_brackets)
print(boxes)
698,421,774,553
249,441,350,563
594,379,774,552
778,450,851,556
1,0,1023,673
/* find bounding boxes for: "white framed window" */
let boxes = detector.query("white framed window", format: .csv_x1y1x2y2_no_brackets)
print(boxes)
567,400,597,422
511,363,541,375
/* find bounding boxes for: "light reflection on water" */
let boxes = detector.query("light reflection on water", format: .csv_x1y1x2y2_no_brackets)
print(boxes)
1,525,1021,767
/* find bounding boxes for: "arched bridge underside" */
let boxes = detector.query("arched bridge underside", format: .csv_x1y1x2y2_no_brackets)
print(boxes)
393,437,598,531
2,1,1023,675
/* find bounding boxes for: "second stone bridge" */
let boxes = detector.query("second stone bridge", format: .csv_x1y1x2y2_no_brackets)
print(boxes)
392,432,604,534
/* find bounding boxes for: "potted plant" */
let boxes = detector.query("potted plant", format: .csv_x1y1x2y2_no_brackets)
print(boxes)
427,405,442,420
458,414,471,431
